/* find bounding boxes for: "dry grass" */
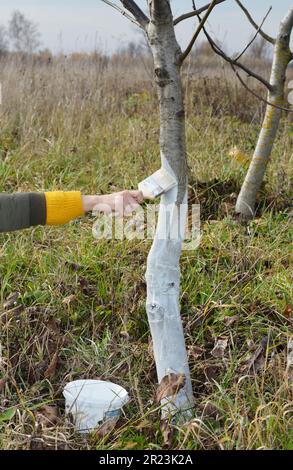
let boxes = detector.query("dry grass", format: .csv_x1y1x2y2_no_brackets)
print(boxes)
0,52,292,450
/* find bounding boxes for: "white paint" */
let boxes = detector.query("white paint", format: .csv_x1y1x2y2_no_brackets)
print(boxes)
138,167,177,199
145,1,193,420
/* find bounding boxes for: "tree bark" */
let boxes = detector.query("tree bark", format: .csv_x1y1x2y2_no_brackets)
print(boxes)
235,7,293,219
145,0,193,420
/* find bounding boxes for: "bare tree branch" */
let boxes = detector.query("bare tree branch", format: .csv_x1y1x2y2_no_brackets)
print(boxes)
102,0,149,29
236,6,293,217
179,0,219,63
230,59,272,90
174,0,226,26
188,1,272,90
101,0,141,27
120,0,149,28
229,62,293,113
210,43,273,90
199,21,293,112
235,0,276,45
234,6,272,61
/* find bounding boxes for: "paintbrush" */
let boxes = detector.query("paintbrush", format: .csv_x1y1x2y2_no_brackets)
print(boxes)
138,167,177,200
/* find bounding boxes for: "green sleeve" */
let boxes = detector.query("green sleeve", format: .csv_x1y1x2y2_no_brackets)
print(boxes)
0,193,46,233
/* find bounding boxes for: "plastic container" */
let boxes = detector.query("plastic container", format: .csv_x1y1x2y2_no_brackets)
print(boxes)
63,379,129,433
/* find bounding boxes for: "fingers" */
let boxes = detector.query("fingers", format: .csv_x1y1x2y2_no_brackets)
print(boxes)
92,202,112,216
124,201,141,217
129,190,144,204
92,190,144,218
118,191,142,217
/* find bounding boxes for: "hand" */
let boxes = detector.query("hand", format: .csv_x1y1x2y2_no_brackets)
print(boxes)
82,190,144,217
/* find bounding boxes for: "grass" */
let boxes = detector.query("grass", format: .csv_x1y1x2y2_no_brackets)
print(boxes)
0,54,292,450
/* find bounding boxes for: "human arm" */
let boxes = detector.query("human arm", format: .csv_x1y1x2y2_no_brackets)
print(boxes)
0,190,144,233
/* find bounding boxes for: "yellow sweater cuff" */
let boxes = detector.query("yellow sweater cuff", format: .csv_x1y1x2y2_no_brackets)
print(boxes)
45,191,84,225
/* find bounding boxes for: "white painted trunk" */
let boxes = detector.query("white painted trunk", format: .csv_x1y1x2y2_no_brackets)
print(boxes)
145,1,193,420
236,7,293,218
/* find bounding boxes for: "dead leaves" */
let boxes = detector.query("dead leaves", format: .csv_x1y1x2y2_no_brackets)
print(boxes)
35,405,59,428
223,315,239,327
42,324,67,380
284,304,293,319
204,363,222,383
160,419,174,448
211,338,228,358
44,350,59,379
3,292,20,310
26,315,64,383
62,294,77,306
1,292,23,322
95,417,119,439
242,336,268,375
198,401,221,420
156,373,186,403
187,345,205,360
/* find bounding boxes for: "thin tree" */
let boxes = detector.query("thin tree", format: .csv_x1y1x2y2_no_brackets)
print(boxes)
186,1,293,218
103,0,224,420
102,0,293,420
0,25,9,54
8,10,41,54
235,4,293,218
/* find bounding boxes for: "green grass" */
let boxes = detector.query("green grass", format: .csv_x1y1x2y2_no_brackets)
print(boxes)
0,70,292,449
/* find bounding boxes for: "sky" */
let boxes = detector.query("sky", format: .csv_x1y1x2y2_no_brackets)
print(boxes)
0,0,292,54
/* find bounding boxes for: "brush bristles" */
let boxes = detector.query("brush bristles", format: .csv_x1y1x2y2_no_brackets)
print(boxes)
138,167,177,199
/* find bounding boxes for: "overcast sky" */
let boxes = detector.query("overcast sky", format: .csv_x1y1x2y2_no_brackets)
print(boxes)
0,0,292,54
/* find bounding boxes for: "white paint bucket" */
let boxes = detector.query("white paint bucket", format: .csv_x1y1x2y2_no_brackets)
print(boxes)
63,379,129,433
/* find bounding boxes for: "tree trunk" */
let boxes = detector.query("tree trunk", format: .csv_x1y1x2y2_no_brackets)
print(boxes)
235,7,293,218
145,1,193,420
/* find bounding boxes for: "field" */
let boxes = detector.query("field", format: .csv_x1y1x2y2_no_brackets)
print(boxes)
0,51,292,450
